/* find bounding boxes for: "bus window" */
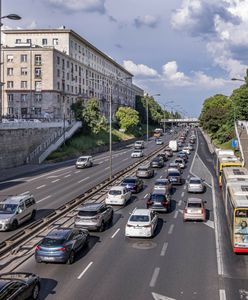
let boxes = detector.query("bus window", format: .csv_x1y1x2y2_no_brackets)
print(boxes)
234,209,248,245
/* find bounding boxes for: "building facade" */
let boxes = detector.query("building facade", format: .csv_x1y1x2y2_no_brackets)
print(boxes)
1,28,144,120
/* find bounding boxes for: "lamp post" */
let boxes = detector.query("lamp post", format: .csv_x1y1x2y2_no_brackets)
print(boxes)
0,0,21,121
158,100,174,133
146,93,160,143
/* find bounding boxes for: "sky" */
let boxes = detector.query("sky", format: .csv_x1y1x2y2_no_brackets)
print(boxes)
2,0,248,117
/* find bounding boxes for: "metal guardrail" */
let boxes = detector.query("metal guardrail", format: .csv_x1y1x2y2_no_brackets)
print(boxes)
0,142,168,266
0,121,69,129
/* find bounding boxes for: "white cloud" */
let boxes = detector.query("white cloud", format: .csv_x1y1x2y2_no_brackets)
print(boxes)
134,15,159,28
162,61,191,86
123,60,158,77
47,0,106,14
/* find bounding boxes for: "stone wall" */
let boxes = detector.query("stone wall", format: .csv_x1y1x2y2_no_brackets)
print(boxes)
0,127,60,169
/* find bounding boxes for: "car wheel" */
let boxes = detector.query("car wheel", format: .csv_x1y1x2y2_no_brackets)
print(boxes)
11,220,18,230
31,210,36,220
67,250,75,265
31,283,40,300
99,221,105,232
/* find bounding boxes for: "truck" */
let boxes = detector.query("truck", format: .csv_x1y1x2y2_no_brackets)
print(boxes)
169,140,178,152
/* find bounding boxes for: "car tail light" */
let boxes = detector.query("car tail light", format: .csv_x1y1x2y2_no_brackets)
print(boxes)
201,209,204,214
162,201,168,206
147,200,153,205
35,245,41,251
184,209,188,213
57,247,67,252
126,224,134,227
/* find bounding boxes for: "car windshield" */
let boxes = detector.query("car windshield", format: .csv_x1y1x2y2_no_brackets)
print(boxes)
138,167,148,171
187,203,202,208
109,190,122,195
151,194,165,201
190,179,201,184
42,238,66,246
155,181,167,186
134,150,141,153
168,172,180,176
78,157,87,162
78,210,98,217
123,179,136,184
130,215,150,222
0,203,17,214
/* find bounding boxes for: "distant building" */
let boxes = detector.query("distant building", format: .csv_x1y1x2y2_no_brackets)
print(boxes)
1,28,143,120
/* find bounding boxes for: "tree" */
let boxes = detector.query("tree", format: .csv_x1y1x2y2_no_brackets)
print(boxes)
71,99,84,121
82,98,107,134
230,85,248,121
115,106,140,131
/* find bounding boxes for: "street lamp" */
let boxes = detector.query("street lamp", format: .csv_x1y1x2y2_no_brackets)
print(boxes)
0,0,21,120
158,100,174,133
231,78,246,83
146,93,160,143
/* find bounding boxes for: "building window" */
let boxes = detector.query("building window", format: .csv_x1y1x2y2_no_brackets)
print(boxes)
21,81,28,88
67,61,69,68
53,38,59,45
21,94,28,102
8,107,14,115
7,68,13,76
35,107,41,115
57,69,60,77
26,39,32,44
21,67,28,75
35,81,42,91
35,68,42,78
42,38,47,45
35,94,42,102
21,54,28,62
8,94,14,101
15,39,21,44
21,108,28,115
57,82,60,90
34,54,42,65
7,81,14,88
57,56,60,65
7,55,13,63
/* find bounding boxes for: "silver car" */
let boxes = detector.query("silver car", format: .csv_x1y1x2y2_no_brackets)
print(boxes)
75,156,93,168
183,198,206,222
187,177,205,193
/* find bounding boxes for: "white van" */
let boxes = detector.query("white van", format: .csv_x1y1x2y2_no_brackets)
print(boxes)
134,140,145,149
169,140,178,152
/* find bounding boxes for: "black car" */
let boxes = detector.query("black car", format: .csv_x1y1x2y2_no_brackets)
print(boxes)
121,176,143,193
35,227,89,264
147,190,171,212
0,272,40,300
177,152,188,162
151,157,164,168
157,153,168,162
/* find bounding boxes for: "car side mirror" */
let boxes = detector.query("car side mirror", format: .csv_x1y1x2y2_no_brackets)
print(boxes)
204,200,207,204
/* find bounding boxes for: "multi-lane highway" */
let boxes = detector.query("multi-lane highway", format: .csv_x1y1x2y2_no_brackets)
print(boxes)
0,129,248,300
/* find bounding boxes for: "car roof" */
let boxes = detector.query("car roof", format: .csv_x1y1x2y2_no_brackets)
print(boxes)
151,190,166,195
79,203,104,211
1,193,33,205
47,227,72,239
155,178,169,184
123,176,137,180
132,208,151,216
78,156,92,159
187,197,203,203
189,176,201,181
168,168,180,172
109,186,126,191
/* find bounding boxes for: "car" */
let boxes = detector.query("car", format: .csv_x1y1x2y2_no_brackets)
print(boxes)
105,186,131,205
75,156,93,168
134,140,145,149
121,176,144,193
74,203,113,231
174,158,185,169
0,272,40,300
151,156,164,168
35,227,89,264
156,138,163,145
182,147,191,155
0,192,36,231
125,208,158,237
164,147,173,157
136,163,154,178
188,143,194,151
168,162,182,173
147,190,171,212
157,153,168,162
153,178,172,194
131,149,144,158
177,152,188,162
187,177,205,193
183,198,206,222
167,168,182,185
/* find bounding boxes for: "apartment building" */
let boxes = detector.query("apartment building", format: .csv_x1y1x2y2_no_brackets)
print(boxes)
1,28,143,120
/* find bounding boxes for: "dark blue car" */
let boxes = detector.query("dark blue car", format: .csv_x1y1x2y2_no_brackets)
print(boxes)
121,176,143,193
35,227,89,264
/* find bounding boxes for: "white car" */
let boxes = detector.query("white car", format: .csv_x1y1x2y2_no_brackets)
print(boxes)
75,156,93,168
105,186,131,206
125,208,158,238
131,149,144,158
156,139,163,145
174,158,185,169
182,147,191,155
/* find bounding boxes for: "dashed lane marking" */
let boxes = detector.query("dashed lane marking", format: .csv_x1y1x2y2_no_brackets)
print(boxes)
77,262,93,280
144,194,148,198
74,170,81,174
78,177,90,184
36,185,46,190
168,224,174,234
183,185,186,190
52,179,60,183
37,195,52,203
111,228,120,239
174,211,179,219
181,192,184,197
219,289,226,300
178,200,182,206
64,174,71,178
160,242,168,256
149,267,160,288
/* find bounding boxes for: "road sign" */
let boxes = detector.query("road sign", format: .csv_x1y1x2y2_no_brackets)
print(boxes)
231,139,238,148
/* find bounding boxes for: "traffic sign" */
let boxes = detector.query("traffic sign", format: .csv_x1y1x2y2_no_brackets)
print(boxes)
231,139,238,148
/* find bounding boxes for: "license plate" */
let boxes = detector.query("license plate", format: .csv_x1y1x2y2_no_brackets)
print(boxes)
44,257,55,260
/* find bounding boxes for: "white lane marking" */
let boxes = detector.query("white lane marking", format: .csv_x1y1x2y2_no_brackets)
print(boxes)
37,195,52,203
183,185,186,190
144,193,148,198
178,200,182,206
187,174,190,178
27,166,73,182
64,174,71,178
160,242,168,256
152,292,176,300
104,166,109,170
149,267,160,287
205,220,215,229
123,158,129,161
78,177,90,184
168,224,174,234
52,179,60,183
21,191,30,195
219,289,226,300
160,175,163,178
111,228,120,239
181,192,184,197
174,211,179,219
36,185,46,190
77,262,93,280
74,170,81,174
